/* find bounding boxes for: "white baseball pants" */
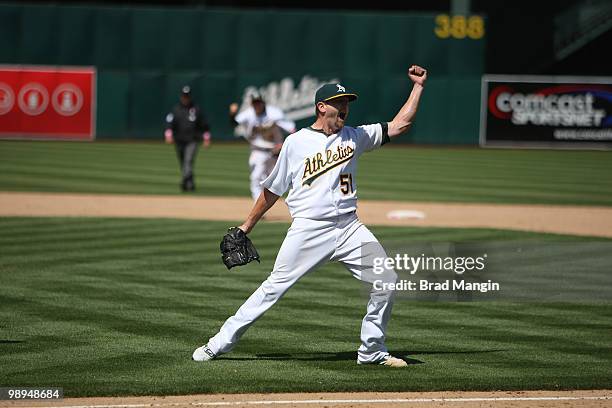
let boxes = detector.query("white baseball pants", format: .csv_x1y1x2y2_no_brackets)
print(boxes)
249,149,277,201
207,212,398,364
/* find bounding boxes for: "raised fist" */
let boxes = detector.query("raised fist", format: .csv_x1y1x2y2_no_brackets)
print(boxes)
408,65,427,86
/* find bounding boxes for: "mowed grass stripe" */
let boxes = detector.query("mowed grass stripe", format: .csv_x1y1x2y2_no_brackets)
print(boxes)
0,217,182,236
2,283,213,325
367,166,605,184
358,185,609,204
1,141,611,204
0,220,224,244
0,155,250,178
360,178,607,198
1,168,177,186
363,177,605,197
365,146,612,162
363,167,608,187
366,153,611,171
363,152,611,174
0,141,245,165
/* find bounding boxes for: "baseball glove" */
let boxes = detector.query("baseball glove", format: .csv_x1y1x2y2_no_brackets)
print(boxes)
220,227,260,269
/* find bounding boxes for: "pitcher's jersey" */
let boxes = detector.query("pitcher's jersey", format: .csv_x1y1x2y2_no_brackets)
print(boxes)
261,123,389,219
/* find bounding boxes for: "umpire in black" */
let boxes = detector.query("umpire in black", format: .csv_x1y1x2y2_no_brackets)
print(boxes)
165,85,211,192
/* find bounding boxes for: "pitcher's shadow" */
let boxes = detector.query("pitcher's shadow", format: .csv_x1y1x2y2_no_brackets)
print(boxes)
219,349,506,364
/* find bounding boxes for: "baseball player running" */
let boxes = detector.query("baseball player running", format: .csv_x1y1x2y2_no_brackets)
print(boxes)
229,93,296,201
195,65,427,367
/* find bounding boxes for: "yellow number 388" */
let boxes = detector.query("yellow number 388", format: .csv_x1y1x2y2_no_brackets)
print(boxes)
434,15,485,40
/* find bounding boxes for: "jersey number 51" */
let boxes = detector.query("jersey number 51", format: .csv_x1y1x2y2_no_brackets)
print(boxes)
340,173,354,194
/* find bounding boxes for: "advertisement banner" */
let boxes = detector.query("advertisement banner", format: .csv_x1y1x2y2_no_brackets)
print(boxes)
0,66,96,140
480,75,612,149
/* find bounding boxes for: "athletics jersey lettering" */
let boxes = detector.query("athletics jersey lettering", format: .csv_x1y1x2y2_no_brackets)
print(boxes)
262,123,386,219
302,144,355,186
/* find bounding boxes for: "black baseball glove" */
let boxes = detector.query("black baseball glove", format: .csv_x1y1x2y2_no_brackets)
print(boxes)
220,227,260,269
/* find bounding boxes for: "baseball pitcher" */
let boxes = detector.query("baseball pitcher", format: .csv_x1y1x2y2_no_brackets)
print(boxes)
196,66,428,367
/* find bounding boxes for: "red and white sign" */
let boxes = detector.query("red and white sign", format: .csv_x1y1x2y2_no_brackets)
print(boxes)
0,65,96,140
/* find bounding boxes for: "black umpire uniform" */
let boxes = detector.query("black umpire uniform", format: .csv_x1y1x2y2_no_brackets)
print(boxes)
165,86,210,192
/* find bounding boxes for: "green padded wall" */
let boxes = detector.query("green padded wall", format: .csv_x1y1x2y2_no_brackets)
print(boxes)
0,4,485,143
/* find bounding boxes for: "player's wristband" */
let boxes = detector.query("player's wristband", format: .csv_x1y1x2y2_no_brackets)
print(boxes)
380,122,390,146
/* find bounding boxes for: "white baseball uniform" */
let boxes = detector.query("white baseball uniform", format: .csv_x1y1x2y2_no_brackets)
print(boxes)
207,122,398,364
235,105,295,201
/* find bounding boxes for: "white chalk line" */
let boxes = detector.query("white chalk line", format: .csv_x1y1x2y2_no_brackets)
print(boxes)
17,394,612,408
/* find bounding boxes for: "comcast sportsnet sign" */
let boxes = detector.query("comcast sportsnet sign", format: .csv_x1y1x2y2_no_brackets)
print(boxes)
0,65,96,140
480,75,612,149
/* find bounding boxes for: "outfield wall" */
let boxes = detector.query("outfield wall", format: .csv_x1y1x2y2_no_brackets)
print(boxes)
0,4,485,143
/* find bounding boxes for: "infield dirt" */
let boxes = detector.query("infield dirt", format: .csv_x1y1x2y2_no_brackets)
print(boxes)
1,192,611,238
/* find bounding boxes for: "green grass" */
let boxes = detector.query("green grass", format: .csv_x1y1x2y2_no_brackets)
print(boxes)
1,140,611,205
1,217,610,396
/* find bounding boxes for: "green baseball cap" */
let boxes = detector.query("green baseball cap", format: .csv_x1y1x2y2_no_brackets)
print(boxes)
315,83,358,104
